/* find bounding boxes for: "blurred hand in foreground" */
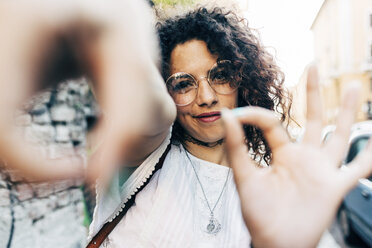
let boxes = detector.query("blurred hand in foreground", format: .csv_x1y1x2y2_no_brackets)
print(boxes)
0,0,172,182
222,65,372,248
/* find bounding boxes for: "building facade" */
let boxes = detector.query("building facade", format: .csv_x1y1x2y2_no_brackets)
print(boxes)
311,0,372,124
0,79,97,248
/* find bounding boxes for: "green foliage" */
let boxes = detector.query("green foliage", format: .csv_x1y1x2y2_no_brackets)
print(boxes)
153,0,196,7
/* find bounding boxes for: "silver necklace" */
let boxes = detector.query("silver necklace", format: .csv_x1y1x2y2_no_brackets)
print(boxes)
184,147,231,235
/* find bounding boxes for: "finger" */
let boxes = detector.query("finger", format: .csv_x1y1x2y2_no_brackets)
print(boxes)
85,5,156,185
303,64,323,146
221,108,259,184
0,130,84,181
324,83,360,165
231,106,290,152
339,139,372,192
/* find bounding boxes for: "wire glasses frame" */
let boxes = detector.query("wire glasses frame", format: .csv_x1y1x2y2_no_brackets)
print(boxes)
165,60,240,106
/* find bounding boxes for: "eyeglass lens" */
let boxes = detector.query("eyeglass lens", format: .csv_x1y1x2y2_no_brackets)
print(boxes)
166,60,239,106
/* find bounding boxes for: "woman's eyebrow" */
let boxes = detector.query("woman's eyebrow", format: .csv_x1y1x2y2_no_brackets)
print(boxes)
172,62,217,78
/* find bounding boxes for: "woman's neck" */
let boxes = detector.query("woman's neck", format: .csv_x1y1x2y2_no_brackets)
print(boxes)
184,140,229,167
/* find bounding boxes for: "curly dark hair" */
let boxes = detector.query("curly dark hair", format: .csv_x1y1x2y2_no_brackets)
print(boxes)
156,7,292,164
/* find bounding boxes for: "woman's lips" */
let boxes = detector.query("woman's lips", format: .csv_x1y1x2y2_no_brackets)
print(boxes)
195,111,221,123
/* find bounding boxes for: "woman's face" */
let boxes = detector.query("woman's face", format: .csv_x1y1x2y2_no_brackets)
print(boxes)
169,39,238,143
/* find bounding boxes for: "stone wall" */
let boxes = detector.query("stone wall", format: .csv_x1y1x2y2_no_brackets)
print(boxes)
0,79,97,248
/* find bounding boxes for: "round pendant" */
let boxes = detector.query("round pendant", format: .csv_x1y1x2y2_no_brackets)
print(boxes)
206,217,221,234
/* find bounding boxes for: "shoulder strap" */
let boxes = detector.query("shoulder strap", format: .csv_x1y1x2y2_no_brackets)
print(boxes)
86,144,171,248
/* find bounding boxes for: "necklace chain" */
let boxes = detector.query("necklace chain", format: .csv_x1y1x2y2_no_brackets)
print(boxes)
184,147,231,217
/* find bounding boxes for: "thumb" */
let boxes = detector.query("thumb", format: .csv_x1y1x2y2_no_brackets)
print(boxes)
221,108,258,184
0,132,84,181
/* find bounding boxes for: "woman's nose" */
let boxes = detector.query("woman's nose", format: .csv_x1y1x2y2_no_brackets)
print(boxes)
195,78,218,107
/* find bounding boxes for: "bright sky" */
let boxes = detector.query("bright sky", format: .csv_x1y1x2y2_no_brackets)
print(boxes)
242,0,324,87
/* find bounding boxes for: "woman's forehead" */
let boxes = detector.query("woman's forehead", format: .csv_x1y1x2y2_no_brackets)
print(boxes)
169,39,218,74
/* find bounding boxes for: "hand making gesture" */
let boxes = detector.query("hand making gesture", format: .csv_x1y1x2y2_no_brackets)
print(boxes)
0,0,175,182
222,65,372,248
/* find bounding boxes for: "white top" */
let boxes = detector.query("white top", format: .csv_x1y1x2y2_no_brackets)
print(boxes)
89,132,250,248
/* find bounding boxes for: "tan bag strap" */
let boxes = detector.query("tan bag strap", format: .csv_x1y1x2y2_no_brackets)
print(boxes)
86,144,171,248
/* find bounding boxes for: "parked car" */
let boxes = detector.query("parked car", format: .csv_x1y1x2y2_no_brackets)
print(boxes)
338,121,372,246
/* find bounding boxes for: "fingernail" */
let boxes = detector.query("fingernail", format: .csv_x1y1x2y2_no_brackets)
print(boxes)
231,107,246,117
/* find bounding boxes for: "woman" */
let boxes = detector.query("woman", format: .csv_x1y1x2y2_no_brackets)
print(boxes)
158,7,290,166
89,7,289,247
88,6,372,248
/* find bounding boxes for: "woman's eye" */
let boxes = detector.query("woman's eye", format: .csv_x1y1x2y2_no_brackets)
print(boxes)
211,71,230,84
173,80,194,92
216,72,227,79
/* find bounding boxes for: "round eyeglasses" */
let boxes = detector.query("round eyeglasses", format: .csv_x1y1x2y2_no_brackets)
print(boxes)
165,60,240,106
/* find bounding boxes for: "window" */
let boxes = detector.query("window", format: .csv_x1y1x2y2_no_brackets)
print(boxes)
346,136,370,163
370,14,372,27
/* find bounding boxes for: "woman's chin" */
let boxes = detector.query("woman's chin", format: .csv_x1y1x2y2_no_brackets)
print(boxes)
191,135,224,144
185,126,225,145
